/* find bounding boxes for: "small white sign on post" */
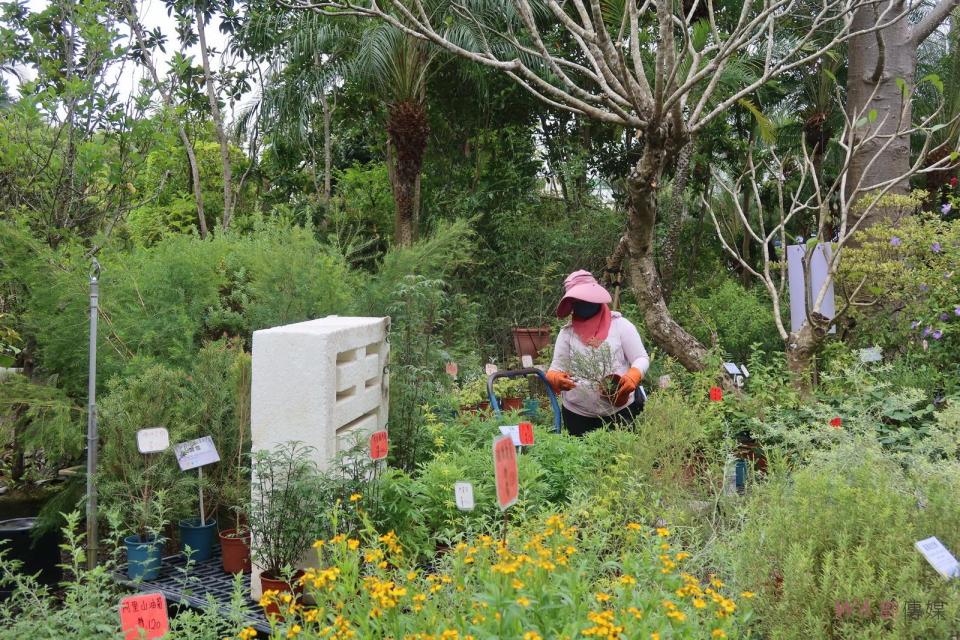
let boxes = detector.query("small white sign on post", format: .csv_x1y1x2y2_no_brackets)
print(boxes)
454,481,474,511
859,346,883,363
136,428,169,454
915,537,959,579
521,355,533,368
485,363,498,375
498,424,522,447
173,436,220,471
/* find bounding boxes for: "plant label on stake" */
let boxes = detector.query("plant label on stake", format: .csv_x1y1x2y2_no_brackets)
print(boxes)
498,424,522,447
454,481,475,511
136,428,169,454
445,362,459,377
518,422,534,446
493,436,518,511
119,592,169,640
709,386,723,402
915,537,959,579
173,436,220,526
521,355,534,368
370,430,389,460
485,363,498,375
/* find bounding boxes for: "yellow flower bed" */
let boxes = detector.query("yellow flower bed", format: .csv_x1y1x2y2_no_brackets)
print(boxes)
250,515,751,639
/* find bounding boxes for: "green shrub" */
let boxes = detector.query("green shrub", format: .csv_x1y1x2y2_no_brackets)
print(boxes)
726,441,960,639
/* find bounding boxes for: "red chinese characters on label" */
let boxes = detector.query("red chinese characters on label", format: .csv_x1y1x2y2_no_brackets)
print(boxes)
370,430,389,460
709,386,723,402
120,592,169,640
493,436,518,510
518,422,534,446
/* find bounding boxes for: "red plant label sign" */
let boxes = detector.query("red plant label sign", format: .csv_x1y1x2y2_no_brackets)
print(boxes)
518,422,534,446
709,386,723,402
445,362,459,377
369,430,389,460
493,436,519,511
120,592,169,640
830,416,842,428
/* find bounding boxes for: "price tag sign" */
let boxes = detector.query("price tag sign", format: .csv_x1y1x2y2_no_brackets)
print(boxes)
709,386,723,402
370,430,389,460
137,428,169,454
493,436,518,511
521,355,534,368
173,436,220,471
454,481,475,511
445,362,459,377
485,363,498,375
518,421,534,446
915,536,959,579
120,592,169,640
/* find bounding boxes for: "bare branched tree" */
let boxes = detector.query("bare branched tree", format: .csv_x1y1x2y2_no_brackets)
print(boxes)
704,84,957,387
282,0,914,371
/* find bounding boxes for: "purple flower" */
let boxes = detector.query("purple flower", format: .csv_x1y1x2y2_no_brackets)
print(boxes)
919,283,929,292
890,236,902,247
932,242,942,253
943,203,953,216
941,313,950,321
923,326,933,337
911,320,920,329
933,330,943,340
955,306,960,316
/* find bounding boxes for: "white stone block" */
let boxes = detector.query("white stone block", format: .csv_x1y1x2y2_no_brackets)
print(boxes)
249,315,389,597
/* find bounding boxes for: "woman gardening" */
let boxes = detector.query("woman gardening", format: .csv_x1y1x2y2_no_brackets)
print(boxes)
546,270,650,436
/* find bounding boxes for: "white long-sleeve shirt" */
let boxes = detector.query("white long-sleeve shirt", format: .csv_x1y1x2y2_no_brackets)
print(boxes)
549,312,650,417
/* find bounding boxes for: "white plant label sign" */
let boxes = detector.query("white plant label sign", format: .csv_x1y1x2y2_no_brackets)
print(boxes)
136,428,169,454
859,346,883,363
485,363,498,375
173,436,220,471
521,355,534,368
454,481,475,511
915,537,959,579
498,424,522,447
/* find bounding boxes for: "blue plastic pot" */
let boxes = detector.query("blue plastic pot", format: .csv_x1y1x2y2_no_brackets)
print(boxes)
179,518,218,561
124,534,163,580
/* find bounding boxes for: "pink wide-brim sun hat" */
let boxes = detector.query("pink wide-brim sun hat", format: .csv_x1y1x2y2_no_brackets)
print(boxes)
555,269,612,317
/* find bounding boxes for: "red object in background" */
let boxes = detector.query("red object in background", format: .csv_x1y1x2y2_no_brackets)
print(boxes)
493,436,519,510
518,422,534,446
120,593,169,640
951,176,958,188
709,386,723,402
830,417,842,428
370,430,389,460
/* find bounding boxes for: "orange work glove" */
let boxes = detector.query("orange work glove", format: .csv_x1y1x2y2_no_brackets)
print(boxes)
545,369,577,394
614,367,643,407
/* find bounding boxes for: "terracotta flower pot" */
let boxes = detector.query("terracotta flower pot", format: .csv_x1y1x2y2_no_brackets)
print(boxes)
260,570,305,619
501,396,523,411
219,528,251,574
511,327,552,359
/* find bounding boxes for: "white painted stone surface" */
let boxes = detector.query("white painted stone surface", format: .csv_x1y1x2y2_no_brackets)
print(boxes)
249,316,389,598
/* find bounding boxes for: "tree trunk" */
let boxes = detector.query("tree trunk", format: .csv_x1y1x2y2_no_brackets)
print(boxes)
195,3,234,231
125,0,207,238
784,312,831,395
660,140,694,301
321,89,332,202
846,1,915,216
386,100,429,247
625,137,709,372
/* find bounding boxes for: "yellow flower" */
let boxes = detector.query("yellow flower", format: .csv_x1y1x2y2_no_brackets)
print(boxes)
651,634,660,640
627,606,642,619
656,527,670,537
238,629,257,640
407,571,418,581
666,610,687,622
594,592,612,603
618,574,637,586
674,552,691,561
693,598,706,608
626,522,643,531
516,596,531,607
349,493,362,502
347,538,360,550
312,539,325,549
741,591,755,599
286,624,302,638
712,631,727,639
512,579,525,589
523,633,542,640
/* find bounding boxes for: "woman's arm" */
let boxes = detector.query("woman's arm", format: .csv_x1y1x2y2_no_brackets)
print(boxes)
619,319,650,376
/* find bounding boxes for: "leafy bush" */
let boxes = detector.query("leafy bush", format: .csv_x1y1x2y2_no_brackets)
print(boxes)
725,441,960,639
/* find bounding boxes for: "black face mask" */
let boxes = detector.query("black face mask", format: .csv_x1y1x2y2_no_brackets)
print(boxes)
573,301,602,319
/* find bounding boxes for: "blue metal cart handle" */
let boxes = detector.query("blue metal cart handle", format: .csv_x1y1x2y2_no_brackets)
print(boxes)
487,368,562,433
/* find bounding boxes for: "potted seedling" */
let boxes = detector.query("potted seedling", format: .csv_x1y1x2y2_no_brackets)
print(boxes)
217,468,252,574
510,265,561,360
174,436,221,562
495,376,527,411
122,488,170,581
250,442,324,613
457,376,490,414
564,344,624,406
